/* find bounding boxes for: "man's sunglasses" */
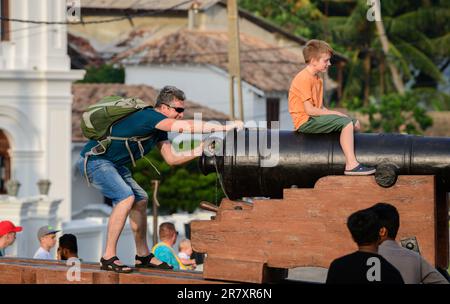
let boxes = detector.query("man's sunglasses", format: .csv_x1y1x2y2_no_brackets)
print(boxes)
162,103,185,113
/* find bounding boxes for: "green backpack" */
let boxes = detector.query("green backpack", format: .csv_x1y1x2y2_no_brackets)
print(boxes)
81,95,160,185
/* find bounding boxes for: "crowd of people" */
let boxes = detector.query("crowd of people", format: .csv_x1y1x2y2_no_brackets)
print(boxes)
0,222,79,261
0,220,196,270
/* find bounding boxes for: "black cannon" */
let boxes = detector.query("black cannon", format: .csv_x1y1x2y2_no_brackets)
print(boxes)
199,129,450,199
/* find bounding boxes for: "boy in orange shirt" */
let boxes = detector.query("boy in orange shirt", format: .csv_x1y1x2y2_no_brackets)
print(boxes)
288,39,375,175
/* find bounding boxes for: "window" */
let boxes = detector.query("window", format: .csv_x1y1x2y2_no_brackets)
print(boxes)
0,0,10,41
266,98,280,129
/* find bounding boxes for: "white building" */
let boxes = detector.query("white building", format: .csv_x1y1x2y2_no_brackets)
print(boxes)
0,0,84,220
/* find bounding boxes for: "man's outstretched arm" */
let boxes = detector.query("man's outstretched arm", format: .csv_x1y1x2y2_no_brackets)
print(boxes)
155,119,243,133
157,140,203,166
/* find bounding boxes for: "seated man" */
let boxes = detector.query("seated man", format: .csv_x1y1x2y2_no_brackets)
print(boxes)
326,209,404,284
151,222,185,270
370,202,449,284
57,234,79,261
0,221,23,257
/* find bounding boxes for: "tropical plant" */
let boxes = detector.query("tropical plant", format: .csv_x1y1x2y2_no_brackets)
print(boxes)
349,92,433,135
77,64,125,83
328,0,449,104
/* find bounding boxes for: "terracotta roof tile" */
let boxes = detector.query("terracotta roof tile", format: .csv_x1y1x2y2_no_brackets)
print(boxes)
114,29,309,92
68,33,104,68
72,83,228,142
79,0,219,11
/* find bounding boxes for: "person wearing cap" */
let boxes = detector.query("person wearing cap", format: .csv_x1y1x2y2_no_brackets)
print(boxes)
33,225,60,260
0,220,23,257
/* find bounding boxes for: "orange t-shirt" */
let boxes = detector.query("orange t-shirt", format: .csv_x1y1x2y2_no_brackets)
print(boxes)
288,68,324,129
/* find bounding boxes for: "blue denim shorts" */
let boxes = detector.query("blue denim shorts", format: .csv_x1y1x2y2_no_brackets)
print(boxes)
77,157,148,206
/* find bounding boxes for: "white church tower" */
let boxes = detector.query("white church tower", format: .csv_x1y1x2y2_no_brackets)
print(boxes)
0,0,84,221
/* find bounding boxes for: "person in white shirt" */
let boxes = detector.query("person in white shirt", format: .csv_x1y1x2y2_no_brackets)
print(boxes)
370,203,449,284
33,225,60,260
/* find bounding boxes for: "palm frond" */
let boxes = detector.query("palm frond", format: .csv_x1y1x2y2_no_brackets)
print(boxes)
432,33,450,57
386,42,413,80
395,39,444,82
392,8,450,33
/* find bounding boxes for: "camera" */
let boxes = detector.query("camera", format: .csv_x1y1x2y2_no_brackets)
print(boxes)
400,236,420,254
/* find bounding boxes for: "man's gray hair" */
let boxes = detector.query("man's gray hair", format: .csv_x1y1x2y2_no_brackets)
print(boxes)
155,86,186,107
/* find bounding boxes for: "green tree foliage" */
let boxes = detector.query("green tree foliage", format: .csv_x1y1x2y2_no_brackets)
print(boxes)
239,0,324,38
77,64,125,83
130,146,224,214
331,0,450,104
344,92,433,135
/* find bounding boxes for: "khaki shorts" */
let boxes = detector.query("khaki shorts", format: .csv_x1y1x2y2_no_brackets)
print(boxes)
298,115,357,134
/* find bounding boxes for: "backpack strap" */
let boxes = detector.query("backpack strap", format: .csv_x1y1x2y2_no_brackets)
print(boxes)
83,153,92,187
83,139,110,186
82,135,161,186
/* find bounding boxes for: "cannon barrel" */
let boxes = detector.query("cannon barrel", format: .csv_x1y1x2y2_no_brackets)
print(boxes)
199,129,450,199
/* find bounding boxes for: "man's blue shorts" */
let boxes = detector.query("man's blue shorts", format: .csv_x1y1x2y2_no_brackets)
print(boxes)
77,157,148,206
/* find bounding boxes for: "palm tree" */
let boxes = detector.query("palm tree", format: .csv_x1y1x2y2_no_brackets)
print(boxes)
327,0,449,105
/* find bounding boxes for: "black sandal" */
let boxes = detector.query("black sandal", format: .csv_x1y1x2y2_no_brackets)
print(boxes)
100,256,133,273
135,253,173,269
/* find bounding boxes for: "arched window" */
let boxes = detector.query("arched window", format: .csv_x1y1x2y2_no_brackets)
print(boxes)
0,130,11,194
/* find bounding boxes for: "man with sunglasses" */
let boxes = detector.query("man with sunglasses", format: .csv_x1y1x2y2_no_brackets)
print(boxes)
78,85,243,273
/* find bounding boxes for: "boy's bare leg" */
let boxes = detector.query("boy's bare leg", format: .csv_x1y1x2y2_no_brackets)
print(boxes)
129,199,163,265
340,123,360,170
102,195,134,268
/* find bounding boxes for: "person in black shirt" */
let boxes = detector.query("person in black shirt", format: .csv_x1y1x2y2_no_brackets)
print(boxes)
57,234,79,261
326,209,404,284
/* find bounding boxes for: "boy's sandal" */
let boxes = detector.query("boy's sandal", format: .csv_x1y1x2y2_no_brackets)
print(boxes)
100,256,133,273
135,253,173,269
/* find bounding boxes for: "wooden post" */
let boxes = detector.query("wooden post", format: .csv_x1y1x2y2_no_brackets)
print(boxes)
151,180,160,247
227,0,244,121
0,0,10,41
